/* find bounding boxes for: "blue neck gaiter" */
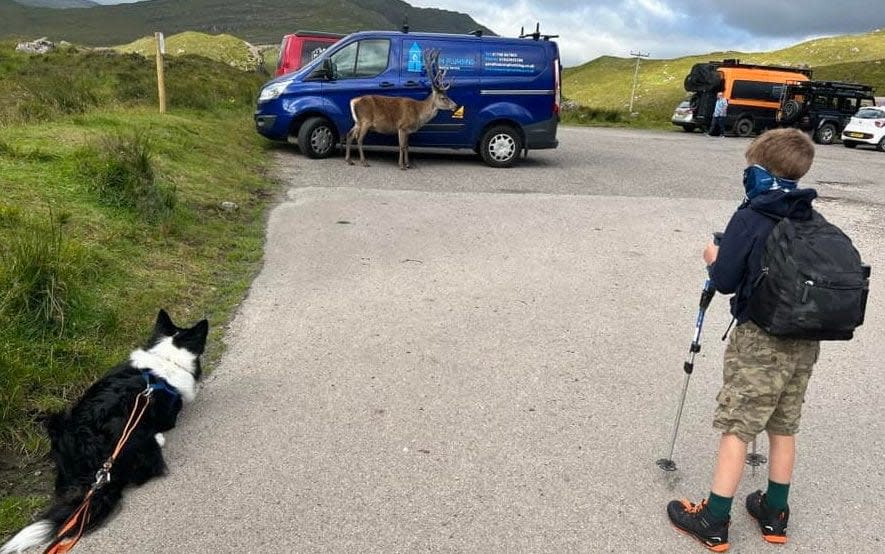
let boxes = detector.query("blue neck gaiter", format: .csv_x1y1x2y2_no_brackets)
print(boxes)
743,164,798,200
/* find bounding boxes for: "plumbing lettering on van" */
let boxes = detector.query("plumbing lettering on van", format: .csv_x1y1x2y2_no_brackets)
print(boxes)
484,51,536,73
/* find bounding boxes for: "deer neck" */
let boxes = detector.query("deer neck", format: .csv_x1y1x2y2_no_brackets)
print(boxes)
416,90,441,126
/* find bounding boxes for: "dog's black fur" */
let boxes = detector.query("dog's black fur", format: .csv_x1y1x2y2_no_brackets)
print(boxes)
0,310,208,554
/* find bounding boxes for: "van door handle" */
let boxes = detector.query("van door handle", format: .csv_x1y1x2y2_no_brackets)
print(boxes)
404,80,421,87
379,81,394,88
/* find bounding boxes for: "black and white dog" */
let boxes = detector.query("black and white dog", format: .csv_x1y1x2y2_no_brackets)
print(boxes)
0,310,208,554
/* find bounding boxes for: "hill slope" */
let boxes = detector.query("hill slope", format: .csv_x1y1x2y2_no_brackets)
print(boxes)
12,0,96,7
0,0,492,45
563,30,885,120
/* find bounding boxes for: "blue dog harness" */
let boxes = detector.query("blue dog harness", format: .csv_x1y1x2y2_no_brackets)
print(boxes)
141,371,181,399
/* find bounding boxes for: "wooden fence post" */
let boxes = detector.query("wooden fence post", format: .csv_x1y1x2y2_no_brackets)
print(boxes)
155,32,166,114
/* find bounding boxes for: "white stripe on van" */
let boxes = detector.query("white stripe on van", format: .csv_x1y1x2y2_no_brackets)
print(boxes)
480,90,554,95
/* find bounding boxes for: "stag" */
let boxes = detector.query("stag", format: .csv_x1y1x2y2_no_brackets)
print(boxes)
345,49,456,169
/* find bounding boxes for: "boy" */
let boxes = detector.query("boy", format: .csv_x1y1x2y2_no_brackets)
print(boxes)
667,128,820,552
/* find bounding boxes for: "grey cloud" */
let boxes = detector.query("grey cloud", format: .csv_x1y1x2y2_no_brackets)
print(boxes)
666,0,885,37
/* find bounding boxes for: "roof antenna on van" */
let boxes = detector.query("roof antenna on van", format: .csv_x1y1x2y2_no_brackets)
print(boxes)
401,17,409,34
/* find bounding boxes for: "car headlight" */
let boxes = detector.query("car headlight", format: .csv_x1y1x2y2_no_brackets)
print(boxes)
258,82,288,102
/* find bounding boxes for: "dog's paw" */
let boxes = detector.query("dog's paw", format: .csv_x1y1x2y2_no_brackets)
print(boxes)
155,433,166,447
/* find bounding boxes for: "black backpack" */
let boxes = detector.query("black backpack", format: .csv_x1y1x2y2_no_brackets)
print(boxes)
747,209,870,340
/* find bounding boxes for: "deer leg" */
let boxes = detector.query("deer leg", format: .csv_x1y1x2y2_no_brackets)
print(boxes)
358,126,370,167
398,129,409,170
345,126,357,165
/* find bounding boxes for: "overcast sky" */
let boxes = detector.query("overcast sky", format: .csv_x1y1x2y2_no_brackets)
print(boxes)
408,0,885,66
91,0,885,67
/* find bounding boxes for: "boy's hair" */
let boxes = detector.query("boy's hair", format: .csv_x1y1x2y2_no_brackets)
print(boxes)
745,128,815,180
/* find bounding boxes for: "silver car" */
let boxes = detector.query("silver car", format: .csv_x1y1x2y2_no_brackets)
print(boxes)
671,100,696,132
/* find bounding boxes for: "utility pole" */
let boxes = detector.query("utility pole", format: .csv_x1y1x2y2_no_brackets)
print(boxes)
628,49,649,114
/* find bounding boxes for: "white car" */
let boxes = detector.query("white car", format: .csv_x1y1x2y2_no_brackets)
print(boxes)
841,106,885,151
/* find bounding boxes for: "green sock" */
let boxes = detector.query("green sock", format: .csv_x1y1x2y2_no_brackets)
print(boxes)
766,480,790,512
706,492,733,521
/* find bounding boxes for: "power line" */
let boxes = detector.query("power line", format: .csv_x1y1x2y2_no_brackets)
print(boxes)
629,49,650,114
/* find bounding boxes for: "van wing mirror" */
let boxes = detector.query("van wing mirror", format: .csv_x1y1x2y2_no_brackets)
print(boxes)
308,58,335,81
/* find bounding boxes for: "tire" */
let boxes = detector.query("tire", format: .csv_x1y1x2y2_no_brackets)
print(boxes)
682,124,696,132
479,125,522,168
814,123,837,145
734,117,754,137
780,99,801,123
297,117,337,159
878,137,885,153
842,140,858,149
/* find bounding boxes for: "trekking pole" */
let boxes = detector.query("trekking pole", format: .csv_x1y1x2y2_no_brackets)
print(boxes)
657,233,722,472
746,438,768,477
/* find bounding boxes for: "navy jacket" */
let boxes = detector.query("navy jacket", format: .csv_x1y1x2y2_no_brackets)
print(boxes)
711,187,817,323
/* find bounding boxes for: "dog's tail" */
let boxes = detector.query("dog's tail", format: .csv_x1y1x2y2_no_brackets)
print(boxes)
0,519,55,554
1,485,123,553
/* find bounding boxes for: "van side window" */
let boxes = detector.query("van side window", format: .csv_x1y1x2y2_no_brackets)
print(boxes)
330,39,390,80
731,80,780,102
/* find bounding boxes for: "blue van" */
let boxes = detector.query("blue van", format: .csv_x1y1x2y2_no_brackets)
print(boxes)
254,30,561,167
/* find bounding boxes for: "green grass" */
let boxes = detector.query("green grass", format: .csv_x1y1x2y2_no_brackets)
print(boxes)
0,41,282,540
116,31,265,72
562,30,885,126
0,40,265,125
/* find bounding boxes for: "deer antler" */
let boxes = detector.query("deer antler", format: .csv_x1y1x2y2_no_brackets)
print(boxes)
423,48,452,91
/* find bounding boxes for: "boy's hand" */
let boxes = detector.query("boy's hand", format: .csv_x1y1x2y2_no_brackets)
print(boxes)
703,241,719,266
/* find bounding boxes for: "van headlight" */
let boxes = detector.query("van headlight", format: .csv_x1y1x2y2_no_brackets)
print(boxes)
258,82,288,102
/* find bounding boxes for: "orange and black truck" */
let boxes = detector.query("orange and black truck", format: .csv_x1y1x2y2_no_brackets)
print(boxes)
684,59,812,136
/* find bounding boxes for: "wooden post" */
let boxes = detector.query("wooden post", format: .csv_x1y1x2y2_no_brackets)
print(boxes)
155,32,166,114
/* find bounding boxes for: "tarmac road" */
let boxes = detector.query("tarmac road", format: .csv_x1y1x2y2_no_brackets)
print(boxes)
78,127,885,553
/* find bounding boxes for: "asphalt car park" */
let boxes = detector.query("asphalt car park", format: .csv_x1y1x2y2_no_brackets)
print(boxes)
78,126,885,553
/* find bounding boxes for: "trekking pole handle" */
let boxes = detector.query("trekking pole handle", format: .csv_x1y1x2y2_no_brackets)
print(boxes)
698,232,723,309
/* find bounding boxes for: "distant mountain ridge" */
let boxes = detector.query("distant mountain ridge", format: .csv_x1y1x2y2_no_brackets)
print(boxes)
0,0,493,45
12,0,96,7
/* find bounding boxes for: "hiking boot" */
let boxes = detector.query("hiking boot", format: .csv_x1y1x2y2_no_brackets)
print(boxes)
667,498,730,552
746,490,789,544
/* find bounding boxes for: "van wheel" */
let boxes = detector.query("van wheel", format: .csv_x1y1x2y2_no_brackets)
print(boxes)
480,125,522,167
734,117,754,137
814,123,837,145
878,137,885,152
298,117,337,158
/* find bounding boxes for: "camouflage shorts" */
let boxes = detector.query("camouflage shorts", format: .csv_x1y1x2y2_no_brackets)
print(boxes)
713,320,820,443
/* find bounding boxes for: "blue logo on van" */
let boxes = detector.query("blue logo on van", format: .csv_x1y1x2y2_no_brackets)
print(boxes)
407,42,423,73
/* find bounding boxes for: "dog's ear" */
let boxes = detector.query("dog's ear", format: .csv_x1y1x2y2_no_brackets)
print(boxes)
176,319,209,356
154,309,177,337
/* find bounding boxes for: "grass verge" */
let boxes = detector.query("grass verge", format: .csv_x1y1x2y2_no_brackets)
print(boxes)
0,106,281,540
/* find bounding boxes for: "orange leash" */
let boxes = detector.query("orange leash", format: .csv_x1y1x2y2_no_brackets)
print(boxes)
43,388,154,554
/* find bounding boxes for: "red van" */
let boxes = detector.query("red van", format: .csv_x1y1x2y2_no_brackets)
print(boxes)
275,31,344,76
